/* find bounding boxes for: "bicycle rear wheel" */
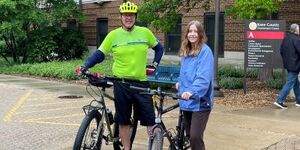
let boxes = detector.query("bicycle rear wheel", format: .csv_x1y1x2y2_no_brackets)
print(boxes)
73,110,104,150
148,130,163,150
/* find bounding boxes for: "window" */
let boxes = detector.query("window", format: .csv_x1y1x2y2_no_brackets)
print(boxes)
165,16,182,54
67,19,77,30
96,18,108,48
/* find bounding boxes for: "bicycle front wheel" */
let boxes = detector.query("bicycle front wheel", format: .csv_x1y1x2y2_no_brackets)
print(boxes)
73,110,104,150
148,130,163,150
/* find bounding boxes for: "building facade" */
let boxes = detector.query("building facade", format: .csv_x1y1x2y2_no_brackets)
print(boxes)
78,0,300,57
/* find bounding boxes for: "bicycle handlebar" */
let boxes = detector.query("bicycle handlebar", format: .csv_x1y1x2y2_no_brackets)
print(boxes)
130,85,197,100
76,68,140,88
76,67,195,100
130,85,184,100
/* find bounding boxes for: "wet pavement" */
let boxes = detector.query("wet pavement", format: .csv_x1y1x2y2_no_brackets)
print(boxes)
0,74,299,150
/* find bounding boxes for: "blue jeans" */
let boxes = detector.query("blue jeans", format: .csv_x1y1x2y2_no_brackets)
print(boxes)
277,71,300,104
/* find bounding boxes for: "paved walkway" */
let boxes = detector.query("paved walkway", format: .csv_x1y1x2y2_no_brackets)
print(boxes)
0,74,299,149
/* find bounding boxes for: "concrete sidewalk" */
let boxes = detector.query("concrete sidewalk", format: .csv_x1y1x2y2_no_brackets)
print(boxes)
0,74,299,150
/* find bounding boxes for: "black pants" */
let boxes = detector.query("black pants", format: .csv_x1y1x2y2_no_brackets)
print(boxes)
183,110,211,150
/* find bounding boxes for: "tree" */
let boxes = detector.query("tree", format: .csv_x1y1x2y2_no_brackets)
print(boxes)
0,0,85,64
226,0,285,20
138,0,210,32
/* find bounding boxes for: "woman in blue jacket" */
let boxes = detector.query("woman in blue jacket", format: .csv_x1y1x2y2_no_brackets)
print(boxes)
176,20,214,150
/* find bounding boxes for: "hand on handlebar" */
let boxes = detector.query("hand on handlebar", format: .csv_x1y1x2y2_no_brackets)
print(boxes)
75,66,89,76
181,92,193,100
146,64,157,75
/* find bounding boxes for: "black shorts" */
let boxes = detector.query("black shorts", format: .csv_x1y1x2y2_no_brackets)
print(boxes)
113,80,155,126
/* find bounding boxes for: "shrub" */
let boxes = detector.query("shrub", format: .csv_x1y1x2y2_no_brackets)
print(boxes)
218,65,259,79
246,68,259,78
219,77,243,89
27,27,88,63
54,28,88,60
218,65,243,78
266,78,283,89
272,69,284,79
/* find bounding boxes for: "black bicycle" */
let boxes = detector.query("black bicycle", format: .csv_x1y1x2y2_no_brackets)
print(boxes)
73,72,138,150
129,86,191,150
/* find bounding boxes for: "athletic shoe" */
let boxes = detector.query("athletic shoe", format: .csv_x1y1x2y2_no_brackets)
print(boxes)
296,103,300,107
273,101,287,109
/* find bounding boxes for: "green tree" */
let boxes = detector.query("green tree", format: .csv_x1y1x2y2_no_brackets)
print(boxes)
138,0,210,32
226,0,285,20
0,0,85,64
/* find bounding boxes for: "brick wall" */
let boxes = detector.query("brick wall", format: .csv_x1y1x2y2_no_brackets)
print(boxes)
80,0,300,52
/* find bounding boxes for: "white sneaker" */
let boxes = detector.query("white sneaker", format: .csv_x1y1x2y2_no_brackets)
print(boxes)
273,102,287,109
296,103,300,107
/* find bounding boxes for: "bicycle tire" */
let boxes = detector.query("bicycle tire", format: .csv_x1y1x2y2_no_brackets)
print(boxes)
73,110,103,150
148,130,163,150
112,118,138,150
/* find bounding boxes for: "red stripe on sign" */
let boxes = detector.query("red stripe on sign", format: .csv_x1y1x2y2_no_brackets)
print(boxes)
246,31,285,39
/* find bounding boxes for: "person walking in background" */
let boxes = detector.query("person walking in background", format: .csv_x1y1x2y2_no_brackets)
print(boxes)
79,1,164,149
176,20,214,150
274,23,300,109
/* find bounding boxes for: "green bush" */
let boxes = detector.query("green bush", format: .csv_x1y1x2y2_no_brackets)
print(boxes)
218,65,243,78
246,68,259,78
54,28,88,60
218,65,258,79
266,78,283,89
272,69,284,79
219,77,243,89
27,27,88,63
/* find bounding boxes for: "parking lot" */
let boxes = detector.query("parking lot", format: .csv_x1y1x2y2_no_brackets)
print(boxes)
1,74,300,150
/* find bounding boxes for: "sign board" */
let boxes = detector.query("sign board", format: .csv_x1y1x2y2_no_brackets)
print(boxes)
245,20,286,68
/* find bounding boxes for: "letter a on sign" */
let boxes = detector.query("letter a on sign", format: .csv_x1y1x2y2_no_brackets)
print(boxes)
248,32,254,38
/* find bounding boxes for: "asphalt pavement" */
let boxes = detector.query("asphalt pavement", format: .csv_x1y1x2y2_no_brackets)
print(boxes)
0,74,299,150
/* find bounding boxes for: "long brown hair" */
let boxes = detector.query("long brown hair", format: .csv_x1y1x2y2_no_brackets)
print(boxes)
179,20,207,57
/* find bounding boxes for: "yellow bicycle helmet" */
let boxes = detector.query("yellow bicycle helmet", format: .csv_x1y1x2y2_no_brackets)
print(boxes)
119,1,138,13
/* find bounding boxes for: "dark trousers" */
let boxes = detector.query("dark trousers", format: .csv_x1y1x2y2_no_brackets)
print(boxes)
183,110,211,150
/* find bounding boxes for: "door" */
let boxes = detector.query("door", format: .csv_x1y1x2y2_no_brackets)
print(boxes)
204,12,224,58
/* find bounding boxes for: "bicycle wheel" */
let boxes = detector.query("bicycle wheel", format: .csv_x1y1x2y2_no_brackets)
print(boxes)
148,130,163,150
73,110,104,150
112,118,138,150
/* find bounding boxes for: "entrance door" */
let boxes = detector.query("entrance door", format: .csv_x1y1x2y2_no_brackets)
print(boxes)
204,12,224,57
96,18,108,48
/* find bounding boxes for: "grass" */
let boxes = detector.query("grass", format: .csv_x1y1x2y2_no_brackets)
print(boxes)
0,57,113,80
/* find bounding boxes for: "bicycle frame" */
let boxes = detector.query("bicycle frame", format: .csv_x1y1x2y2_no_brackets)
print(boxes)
82,86,119,146
73,73,138,150
149,95,188,150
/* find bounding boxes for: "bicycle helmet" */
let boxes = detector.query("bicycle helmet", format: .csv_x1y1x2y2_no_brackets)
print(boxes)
119,1,138,14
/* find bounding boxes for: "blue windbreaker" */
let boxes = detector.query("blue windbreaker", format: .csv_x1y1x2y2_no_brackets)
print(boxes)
178,44,214,112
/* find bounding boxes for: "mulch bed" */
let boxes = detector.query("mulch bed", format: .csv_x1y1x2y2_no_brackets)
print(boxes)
215,80,294,109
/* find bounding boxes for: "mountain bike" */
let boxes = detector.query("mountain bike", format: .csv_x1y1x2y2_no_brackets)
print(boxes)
129,86,191,150
73,72,138,150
